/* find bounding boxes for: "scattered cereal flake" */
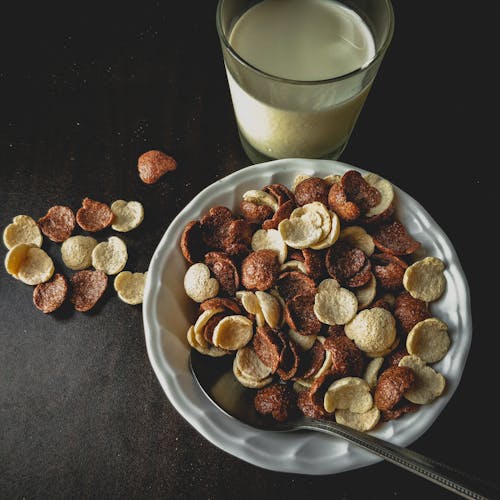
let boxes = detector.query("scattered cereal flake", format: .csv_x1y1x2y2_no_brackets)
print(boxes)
4,243,31,277
240,250,280,291
76,198,114,232
180,220,206,265
278,216,323,250
92,236,128,275
138,150,177,184
310,211,340,250
335,406,380,432
292,174,311,192
324,377,373,413
323,174,341,185
279,260,308,274
212,315,254,350
233,346,273,388
184,263,219,303
355,273,377,310
255,291,281,329
33,273,68,313
242,189,279,211
16,247,55,285
339,226,374,256
61,235,97,270
406,318,450,363
38,206,75,242
294,177,330,206
3,215,42,249
236,291,261,315
194,308,225,337
399,355,446,405
374,365,415,411
114,271,147,305
288,328,317,351
291,202,331,242
345,307,396,353
70,269,108,312
111,200,144,232
363,174,394,218
365,337,400,358
403,257,446,302
251,229,287,264
314,278,358,325
187,325,229,357
363,357,384,389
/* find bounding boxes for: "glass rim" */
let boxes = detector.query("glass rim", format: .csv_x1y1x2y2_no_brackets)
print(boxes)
216,0,395,86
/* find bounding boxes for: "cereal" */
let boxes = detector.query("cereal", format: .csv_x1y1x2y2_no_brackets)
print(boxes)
33,273,68,313
255,291,281,329
285,291,322,336
262,199,296,231
406,318,450,363
291,202,331,241
288,328,317,351
323,335,364,378
202,312,227,344
183,263,219,302
251,229,287,264
314,278,358,326
254,383,296,422
324,377,373,413
221,219,252,257
276,271,316,301
240,200,274,225
393,291,431,334
241,250,280,291
335,406,380,432
16,247,55,285
200,297,241,315
403,256,446,302
345,307,396,353
110,200,144,232
76,198,114,232
374,365,415,411
372,220,421,256
341,170,381,212
263,183,295,205
200,206,234,249
137,150,177,184
327,182,360,222
399,355,446,404
113,271,147,305
364,337,400,359
242,189,279,211
292,174,311,192
297,374,332,419
363,357,384,389
325,241,366,285
323,174,341,185
236,290,261,315
4,243,31,277
300,249,325,280
346,260,372,288
354,273,377,310
339,226,374,256
91,236,128,275
187,326,229,357
61,235,97,270
278,212,323,249
252,325,282,373
381,402,419,422
3,215,42,249
204,251,240,297
180,220,206,265
276,332,300,380
37,206,75,243
309,210,340,250
294,177,330,206
212,315,254,350
372,253,408,290
70,269,108,312
279,260,308,274
295,338,325,379
385,345,409,367
233,347,273,388
362,173,394,219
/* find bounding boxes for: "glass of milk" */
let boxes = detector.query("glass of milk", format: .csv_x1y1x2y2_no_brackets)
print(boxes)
216,0,394,162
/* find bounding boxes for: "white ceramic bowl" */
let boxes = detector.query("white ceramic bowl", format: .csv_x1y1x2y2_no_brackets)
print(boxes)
143,159,472,475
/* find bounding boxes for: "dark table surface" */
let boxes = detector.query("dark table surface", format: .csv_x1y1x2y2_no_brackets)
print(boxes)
1,1,498,499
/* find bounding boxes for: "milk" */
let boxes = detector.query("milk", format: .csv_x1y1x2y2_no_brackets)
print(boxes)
226,0,376,159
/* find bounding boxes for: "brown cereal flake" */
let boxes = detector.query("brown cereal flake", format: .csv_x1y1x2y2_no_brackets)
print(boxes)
394,291,431,334
277,333,300,380
362,202,395,226
262,199,296,230
297,374,333,419
241,250,280,291
264,183,295,205
252,325,283,373
222,219,252,257
33,273,68,313
294,177,330,206
203,312,227,344
38,206,75,242
199,297,242,315
180,220,207,264
76,198,114,232
374,365,415,411
70,269,108,312
372,253,407,290
323,335,364,378
384,344,409,367
137,150,177,184
284,291,322,336
327,182,360,222
341,170,381,212
200,206,235,249
295,340,326,379
302,248,327,281
381,401,419,422
327,325,346,338
325,241,366,284
204,251,240,297
254,383,296,422
239,200,274,225
276,271,316,301
346,259,372,288
372,220,421,256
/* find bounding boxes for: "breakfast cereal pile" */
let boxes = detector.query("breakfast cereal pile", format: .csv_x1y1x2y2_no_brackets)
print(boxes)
181,170,450,431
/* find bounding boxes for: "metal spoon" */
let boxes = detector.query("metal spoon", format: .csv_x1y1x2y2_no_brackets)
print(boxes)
190,350,497,500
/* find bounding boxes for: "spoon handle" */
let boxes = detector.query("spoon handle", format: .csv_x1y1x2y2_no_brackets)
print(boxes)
301,419,496,500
